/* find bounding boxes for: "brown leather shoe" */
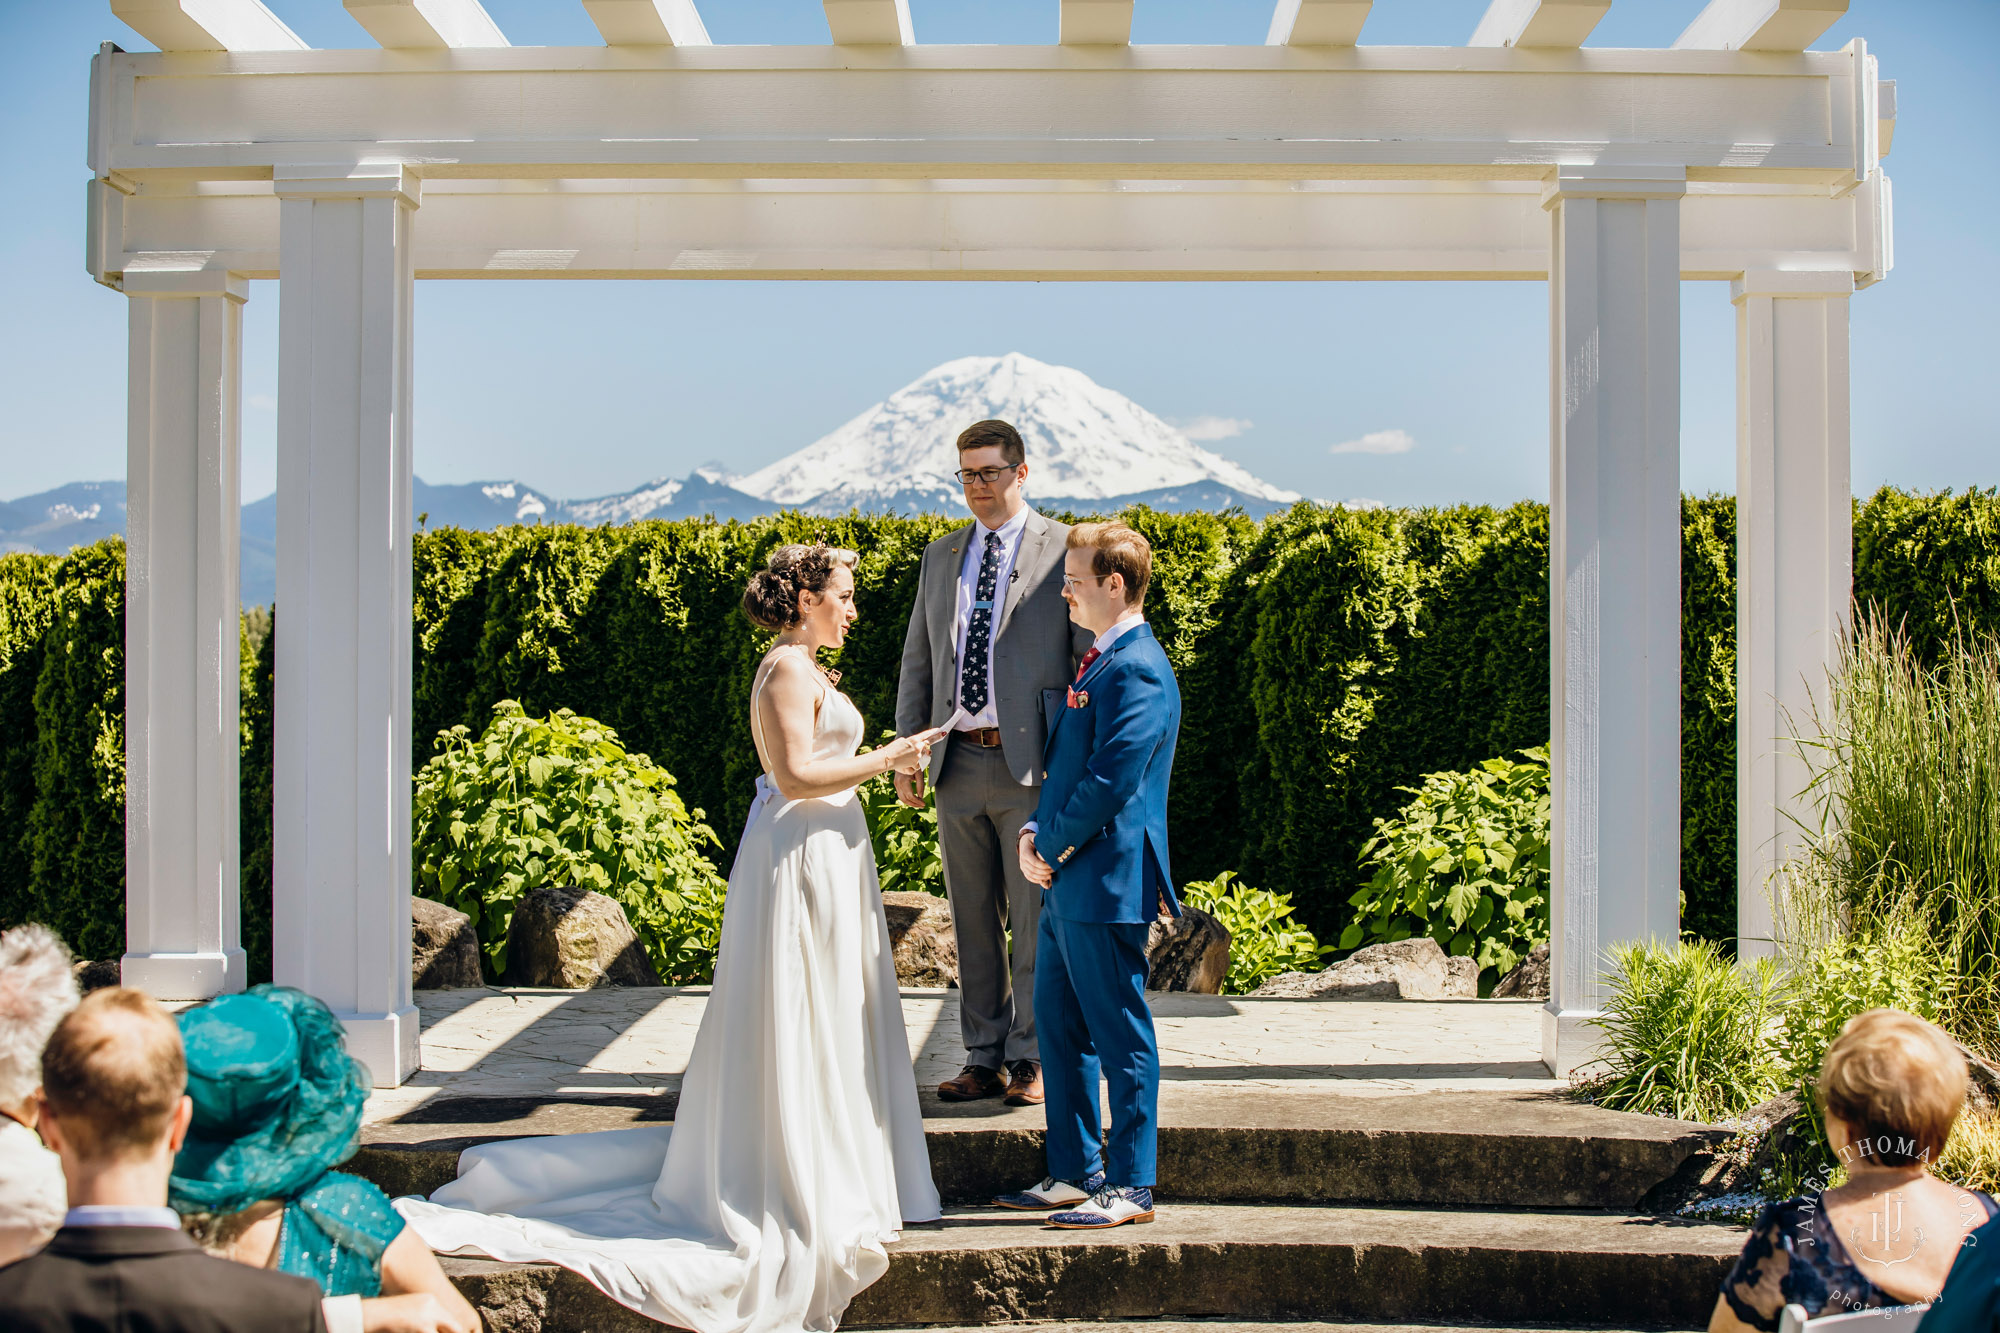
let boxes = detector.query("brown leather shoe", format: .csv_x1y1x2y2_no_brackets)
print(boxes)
1003,1060,1044,1106
937,1064,1005,1101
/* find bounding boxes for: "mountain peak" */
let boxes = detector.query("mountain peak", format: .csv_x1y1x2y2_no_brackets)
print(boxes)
733,354,1297,510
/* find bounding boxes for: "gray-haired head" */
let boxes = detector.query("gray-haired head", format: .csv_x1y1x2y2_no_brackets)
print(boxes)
0,924,80,1110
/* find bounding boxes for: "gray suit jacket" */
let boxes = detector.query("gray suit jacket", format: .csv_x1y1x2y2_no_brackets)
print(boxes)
897,508,1092,787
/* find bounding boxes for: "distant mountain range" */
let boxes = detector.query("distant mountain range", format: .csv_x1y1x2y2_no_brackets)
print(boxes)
4,353,1312,605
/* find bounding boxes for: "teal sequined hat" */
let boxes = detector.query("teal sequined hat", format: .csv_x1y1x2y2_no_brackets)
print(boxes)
169,985,371,1216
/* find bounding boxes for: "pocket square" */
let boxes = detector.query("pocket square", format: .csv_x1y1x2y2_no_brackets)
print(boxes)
1067,688,1089,709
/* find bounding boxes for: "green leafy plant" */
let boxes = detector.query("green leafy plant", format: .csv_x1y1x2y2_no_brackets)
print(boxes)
1178,871,1330,995
411,701,728,982
1343,746,1550,988
1585,938,1784,1123
857,731,944,896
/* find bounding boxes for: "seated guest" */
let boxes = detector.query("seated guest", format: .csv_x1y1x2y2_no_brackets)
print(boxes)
171,985,477,1333
0,986,328,1330
0,924,78,1265
1712,1008,1995,1333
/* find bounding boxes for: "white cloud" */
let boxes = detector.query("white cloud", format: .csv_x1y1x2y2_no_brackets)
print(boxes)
1330,428,1417,456
1178,415,1252,442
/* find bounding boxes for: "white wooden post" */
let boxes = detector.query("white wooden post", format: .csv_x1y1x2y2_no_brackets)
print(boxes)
1542,167,1687,1076
1734,270,1853,960
273,165,420,1087
122,271,248,1000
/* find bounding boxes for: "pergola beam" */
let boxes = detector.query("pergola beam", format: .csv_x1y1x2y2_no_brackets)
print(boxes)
1266,0,1371,46
1675,0,1848,53
1470,0,1611,49
88,45,1881,183
101,178,1890,286
111,0,306,52
1061,0,1132,45
823,0,912,45
343,0,509,49
583,0,709,46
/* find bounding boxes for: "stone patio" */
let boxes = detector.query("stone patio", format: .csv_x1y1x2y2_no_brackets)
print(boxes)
363,987,1559,1125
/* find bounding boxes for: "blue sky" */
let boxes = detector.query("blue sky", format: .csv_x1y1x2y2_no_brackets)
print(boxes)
2,2,1994,509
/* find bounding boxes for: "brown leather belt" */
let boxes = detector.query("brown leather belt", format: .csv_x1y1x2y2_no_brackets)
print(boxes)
956,727,1005,748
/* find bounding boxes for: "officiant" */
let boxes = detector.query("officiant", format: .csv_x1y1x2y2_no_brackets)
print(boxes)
895,419,1091,1107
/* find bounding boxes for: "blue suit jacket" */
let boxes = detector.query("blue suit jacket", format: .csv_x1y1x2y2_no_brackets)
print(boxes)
1032,623,1182,924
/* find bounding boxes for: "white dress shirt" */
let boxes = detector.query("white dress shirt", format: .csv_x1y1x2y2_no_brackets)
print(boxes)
62,1204,181,1228
951,504,1032,731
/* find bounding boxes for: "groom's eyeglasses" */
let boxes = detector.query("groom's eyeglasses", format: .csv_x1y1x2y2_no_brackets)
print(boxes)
952,466,1021,487
1060,574,1110,591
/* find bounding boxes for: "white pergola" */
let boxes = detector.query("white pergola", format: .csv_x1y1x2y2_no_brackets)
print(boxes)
91,0,1892,1085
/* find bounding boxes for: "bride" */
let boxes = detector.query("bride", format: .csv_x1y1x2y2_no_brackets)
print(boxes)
395,543,948,1333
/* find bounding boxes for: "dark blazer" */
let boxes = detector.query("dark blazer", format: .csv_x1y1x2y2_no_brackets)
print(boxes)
896,507,1091,786
0,1225,329,1333
1032,623,1182,924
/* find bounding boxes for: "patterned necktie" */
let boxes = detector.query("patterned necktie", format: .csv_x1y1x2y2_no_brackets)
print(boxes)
958,531,1004,715
1074,646,1101,683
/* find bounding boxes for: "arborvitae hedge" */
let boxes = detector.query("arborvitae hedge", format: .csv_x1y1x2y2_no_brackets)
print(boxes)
3,488,1996,958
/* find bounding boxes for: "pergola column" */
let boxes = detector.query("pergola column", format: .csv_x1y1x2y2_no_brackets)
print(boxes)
1542,167,1687,1076
1734,270,1853,960
272,165,421,1087
121,270,248,1000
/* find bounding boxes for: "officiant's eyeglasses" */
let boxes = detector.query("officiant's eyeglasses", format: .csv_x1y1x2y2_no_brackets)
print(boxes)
1061,574,1110,591
952,465,1023,487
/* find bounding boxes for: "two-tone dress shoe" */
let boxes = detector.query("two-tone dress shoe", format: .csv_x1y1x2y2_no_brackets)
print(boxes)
1047,1185,1155,1229
992,1172,1106,1211
937,1064,1005,1101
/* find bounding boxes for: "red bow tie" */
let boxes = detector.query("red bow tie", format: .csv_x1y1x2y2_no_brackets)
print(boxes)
1074,647,1101,683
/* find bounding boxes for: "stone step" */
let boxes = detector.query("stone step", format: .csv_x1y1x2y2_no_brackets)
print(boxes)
440,1203,1742,1331
356,1088,1726,1212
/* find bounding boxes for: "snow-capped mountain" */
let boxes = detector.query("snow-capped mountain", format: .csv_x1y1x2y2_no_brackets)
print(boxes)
7,355,1311,603
734,353,1299,514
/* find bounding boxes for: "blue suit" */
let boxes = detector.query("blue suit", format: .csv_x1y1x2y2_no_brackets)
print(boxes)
1031,621,1181,1188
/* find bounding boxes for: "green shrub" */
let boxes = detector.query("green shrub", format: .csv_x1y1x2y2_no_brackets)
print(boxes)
857,732,944,897
238,608,275,984
1775,916,1954,1100
411,701,728,983
1177,871,1330,995
1343,747,1550,988
0,553,61,927
24,541,127,960
1587,938,1784,1122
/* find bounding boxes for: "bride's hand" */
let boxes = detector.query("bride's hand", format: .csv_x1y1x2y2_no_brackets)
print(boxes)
880,727,947,776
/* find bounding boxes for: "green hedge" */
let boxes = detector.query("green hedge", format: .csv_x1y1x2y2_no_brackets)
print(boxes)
3,488,1996,959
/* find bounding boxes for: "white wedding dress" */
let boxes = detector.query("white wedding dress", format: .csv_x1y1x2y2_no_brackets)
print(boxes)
395,651,941,1332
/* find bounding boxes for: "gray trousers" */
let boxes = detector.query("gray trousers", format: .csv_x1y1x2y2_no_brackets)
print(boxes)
936,735,1042,1069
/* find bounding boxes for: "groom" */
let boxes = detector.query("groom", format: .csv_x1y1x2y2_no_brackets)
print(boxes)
999,520,1181,1229
896,419,1091,1107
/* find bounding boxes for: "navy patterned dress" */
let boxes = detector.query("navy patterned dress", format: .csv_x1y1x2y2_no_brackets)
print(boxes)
1722,1192,2000,1330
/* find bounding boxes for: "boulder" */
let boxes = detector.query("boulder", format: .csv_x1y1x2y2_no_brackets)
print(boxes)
1146,906,1232,994
1492,941,1551,999
1250,937,1455,1000
1446,954,1480,999
412,895,485,989
71,959,119,994
880,892,959,988
505,886,661,989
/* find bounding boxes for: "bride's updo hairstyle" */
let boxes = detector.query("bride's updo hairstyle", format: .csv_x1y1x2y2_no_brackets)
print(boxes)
742,544,860,631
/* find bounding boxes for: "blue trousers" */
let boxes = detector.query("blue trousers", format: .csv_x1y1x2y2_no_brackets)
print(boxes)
1034,907,1159,1188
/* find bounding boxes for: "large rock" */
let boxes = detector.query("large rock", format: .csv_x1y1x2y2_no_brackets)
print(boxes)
1250,937,1455,1000
1492,941,1550,999
1446,955,1480,999
880,892,958,988
413,895,485,989
1146,906,1231,994
505,887,661,988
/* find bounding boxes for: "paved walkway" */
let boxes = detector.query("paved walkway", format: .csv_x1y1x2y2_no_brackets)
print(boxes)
364,987,1560,1124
